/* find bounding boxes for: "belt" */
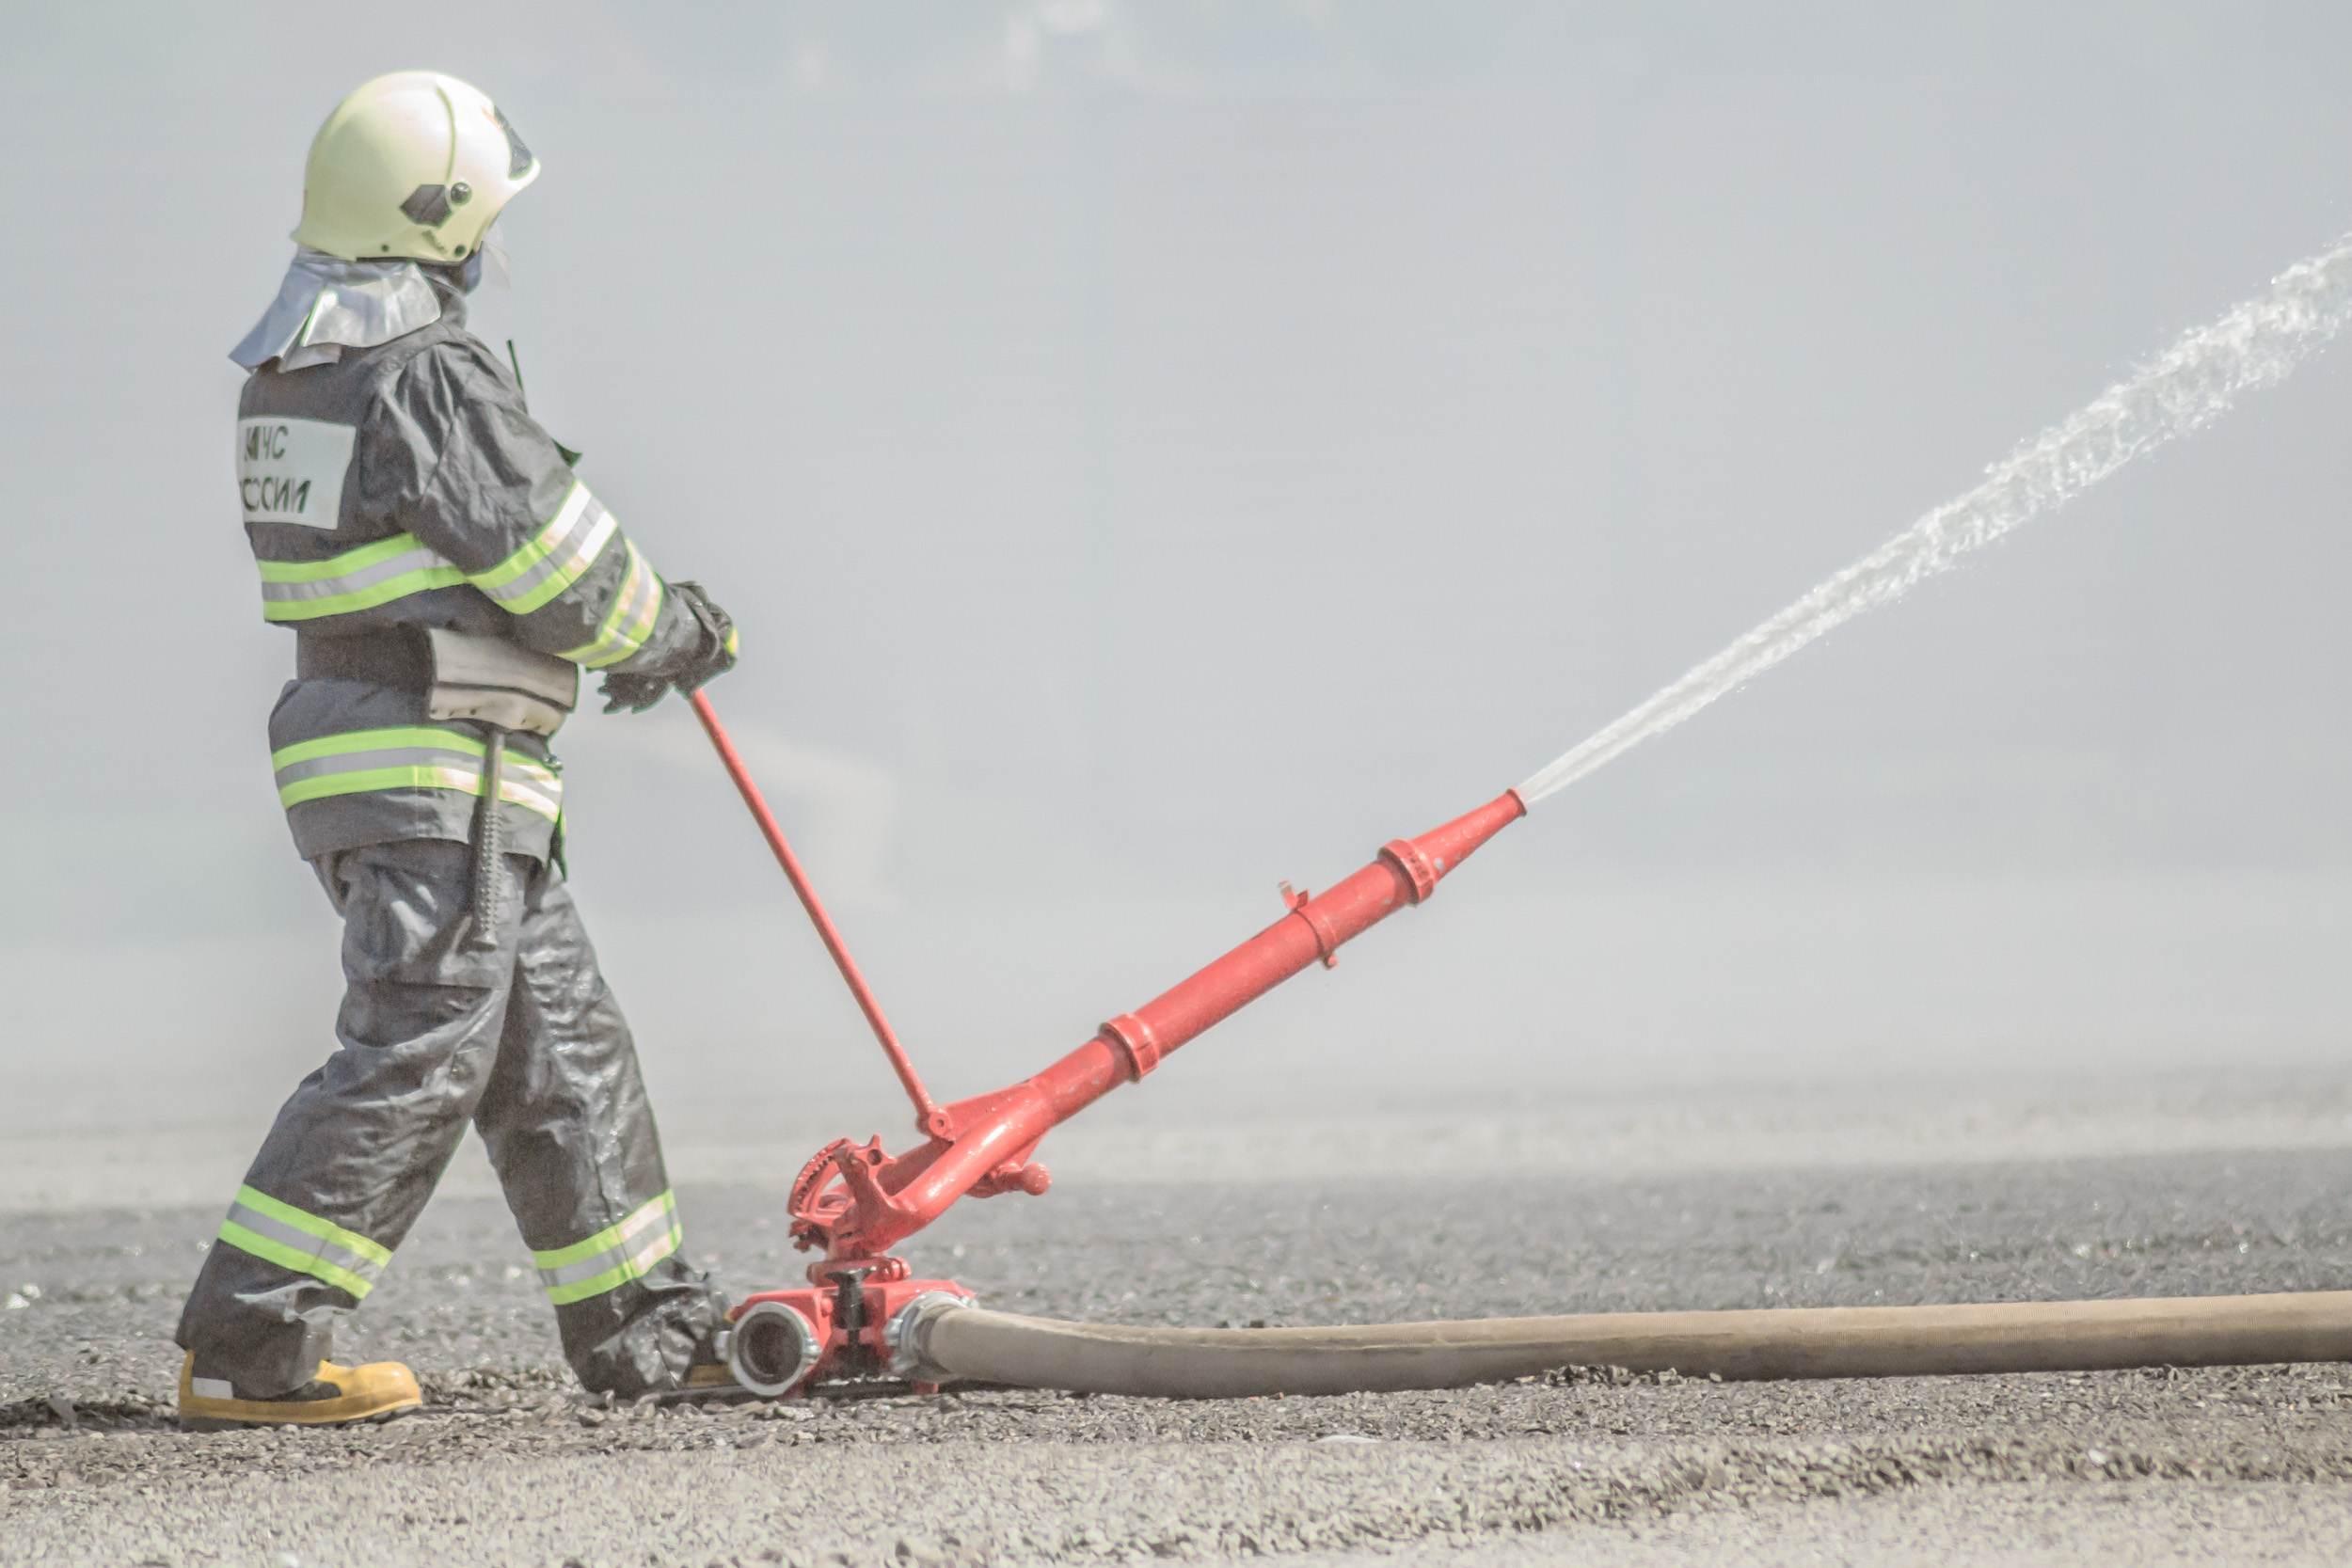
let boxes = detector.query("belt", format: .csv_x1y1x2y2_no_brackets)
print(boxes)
294,628,578,739
294,626,576,925
294,627,433,689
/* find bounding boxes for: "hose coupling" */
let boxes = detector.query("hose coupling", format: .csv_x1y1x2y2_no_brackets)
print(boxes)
886,1290,974,1381
726,1299,824,1398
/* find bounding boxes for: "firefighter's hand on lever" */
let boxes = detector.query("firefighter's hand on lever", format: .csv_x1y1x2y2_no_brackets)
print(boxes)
599,581,739,713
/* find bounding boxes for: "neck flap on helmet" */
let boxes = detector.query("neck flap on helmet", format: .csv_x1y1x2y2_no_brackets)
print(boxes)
230,248,444,372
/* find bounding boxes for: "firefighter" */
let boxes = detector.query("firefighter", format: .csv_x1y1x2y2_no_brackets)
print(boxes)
178,71,739,1428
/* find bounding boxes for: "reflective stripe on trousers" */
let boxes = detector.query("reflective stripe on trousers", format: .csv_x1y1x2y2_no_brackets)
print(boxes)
217,1185,392,1300
271,725,562,820
532,1191,683,1306
256,481,618,623
174,841,715,1400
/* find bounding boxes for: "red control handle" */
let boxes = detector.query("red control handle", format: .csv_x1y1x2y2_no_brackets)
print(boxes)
688,689,944,1132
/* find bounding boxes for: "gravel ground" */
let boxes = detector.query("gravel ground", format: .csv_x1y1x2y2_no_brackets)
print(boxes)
6,1147,2352,1563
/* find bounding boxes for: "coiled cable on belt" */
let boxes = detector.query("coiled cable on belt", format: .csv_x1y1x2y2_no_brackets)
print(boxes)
470,723,507,937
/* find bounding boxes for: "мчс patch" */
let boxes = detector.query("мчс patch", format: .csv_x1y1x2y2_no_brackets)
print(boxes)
237,416,356,530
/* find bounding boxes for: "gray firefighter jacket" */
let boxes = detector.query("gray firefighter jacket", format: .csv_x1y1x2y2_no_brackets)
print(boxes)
235,280,700,862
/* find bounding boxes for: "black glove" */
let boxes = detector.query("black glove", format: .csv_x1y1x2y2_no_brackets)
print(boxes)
597,670,671,714
596,581,739,714
667,581,739,695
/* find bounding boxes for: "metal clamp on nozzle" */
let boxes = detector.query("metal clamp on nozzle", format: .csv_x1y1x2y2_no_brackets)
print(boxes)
1100,1013,1163,1081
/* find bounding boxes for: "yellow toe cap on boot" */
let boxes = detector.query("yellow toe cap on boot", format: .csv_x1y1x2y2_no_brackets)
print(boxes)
179,1353,423,1429
684,1361,742,1393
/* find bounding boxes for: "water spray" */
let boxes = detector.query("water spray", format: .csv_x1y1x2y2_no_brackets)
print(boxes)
1521,232,2352,802
696,231,2352,1399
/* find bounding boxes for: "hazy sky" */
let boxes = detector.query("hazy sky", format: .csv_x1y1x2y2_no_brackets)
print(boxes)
6,4,2351,1127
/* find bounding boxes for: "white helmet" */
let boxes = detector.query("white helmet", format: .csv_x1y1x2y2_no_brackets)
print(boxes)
292,71,540,264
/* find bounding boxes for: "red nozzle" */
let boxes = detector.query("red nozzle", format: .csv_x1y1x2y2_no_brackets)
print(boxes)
789,789,1528,1263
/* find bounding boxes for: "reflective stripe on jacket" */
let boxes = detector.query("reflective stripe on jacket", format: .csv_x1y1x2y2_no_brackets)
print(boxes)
273,725,562,821
253,482,658,669
236,287,698,858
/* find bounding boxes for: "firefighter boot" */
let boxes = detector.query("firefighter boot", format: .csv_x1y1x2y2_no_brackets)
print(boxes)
178,1352,423,1431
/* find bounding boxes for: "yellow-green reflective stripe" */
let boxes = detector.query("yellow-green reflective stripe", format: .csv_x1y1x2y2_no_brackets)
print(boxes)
270,728,562,821
217,1185,390,1300
256,531,429,583
217,1224,372,1298
277,760,564,821
278,763,482,809
556,541,664,669
508,762,560,802
257,532,467,623
219,1223,378,1298
543,1221,683,1306
231,1186,392,1264
471,484,619,615
532,1191,681,1305
271,725,485,768
534,1190,675,1268
497,762,563,819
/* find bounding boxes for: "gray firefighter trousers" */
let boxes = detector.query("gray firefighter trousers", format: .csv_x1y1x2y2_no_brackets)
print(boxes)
175,837,723,1398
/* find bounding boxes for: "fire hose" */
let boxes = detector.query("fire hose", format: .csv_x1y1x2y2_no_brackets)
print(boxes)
686,689,2352,1398
887,1293,2352,1398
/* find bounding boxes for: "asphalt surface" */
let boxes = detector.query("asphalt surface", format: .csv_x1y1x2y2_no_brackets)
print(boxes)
8,1148,2352,1563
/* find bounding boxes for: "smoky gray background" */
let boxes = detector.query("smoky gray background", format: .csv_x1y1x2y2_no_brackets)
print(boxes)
5,3,2350,1149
